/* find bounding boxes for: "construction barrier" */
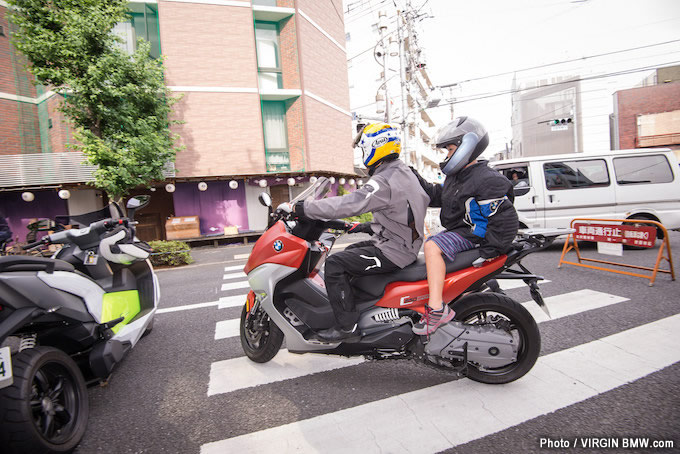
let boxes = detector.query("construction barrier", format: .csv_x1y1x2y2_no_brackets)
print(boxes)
558,218,675,286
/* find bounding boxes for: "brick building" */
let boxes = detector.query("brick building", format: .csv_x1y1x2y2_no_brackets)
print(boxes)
0,0,353,242
612,67,680,158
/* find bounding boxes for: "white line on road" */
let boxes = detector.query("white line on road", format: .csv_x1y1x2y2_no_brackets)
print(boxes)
224,265,245,272
234,253,250,260
207,350,364,396
221,281,251,292
156,301,219,314
218,294,248,309
521,289,628,323
201,314,680,453
223,272,247,280
499,279,550,291
215,319,240,340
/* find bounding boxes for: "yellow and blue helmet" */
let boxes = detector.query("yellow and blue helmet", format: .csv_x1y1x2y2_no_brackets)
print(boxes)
353,123,401,169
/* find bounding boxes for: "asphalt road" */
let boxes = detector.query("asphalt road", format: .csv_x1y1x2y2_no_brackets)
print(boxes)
74,231,680,454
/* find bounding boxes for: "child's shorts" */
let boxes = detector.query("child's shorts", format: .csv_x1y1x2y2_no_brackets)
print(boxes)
426,230,475,262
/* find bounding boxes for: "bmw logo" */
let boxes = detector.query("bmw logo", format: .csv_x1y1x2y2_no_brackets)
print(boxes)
273,240,283,252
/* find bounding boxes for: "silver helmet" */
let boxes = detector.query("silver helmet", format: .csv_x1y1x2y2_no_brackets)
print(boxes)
435,116,489,176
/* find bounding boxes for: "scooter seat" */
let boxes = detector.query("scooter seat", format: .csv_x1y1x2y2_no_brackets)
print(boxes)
352,248,482,297
0,256,75,273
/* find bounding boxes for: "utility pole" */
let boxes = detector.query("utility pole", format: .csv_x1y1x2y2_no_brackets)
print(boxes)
377,9,389,123
396,7,409,165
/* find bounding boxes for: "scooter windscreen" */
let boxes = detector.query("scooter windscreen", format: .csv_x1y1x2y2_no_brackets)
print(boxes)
290,177,332,205
56,203,124,228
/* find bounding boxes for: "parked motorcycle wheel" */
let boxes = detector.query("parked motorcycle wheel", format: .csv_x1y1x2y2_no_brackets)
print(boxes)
0,346,89,454
240,304,284,363
452,292,540,385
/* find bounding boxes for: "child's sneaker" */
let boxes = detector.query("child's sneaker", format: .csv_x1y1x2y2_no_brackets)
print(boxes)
412,304,455,335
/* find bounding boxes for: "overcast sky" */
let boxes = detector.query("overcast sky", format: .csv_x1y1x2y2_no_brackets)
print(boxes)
416,0,680,155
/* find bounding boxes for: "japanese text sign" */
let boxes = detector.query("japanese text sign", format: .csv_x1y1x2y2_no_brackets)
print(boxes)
573,223,656,248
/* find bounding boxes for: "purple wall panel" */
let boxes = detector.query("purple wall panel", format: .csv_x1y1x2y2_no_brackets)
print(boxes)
0,191,68,242
173,182,249,235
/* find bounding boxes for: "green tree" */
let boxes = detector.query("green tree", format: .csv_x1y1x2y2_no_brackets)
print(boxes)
7,0,182,200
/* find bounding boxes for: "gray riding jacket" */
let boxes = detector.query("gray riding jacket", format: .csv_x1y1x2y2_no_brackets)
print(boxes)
302,159,430,268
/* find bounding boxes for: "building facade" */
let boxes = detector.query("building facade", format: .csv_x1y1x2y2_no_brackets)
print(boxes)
0,0,353,242
612,68,680,158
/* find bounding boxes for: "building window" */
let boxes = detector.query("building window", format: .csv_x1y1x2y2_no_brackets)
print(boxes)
543,160,609,190
613,155,673,185
253,0,278,5
254,21,282,89
262,101,290,171
113,3,161,59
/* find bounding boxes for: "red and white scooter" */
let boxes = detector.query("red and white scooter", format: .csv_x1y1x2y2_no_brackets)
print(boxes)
240,178,564,384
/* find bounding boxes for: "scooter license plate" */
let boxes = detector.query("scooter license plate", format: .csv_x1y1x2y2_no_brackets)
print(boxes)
0,346,13,390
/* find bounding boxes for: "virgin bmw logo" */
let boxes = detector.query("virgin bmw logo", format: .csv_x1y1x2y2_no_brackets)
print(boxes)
273,240,284,252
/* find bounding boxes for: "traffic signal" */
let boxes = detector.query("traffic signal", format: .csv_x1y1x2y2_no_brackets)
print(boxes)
550,118,573,125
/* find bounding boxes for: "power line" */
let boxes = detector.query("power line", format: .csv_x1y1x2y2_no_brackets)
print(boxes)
431,61,680,108
437,39,680,89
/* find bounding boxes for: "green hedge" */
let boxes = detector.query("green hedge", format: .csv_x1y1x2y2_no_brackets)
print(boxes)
148,240,194,267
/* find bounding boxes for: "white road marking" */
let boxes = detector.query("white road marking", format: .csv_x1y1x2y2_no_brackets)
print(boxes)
156,301,219,314
207,350,364,396
521,289,628,323
223,272,247,280
224,265,244,272
234,253,250,260
201,314,680,454
215,319,240,340
218,294,248,309
221,281,251,292
498,279,550,291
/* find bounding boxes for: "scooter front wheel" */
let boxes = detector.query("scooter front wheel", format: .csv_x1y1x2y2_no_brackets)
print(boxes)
240,304,283,363
0,346,89,453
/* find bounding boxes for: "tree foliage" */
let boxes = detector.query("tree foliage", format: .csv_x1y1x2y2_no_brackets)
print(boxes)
7,0,182,199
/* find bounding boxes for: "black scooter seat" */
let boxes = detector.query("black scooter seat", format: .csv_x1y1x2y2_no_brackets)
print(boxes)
352,248,481,297
0,256,75,273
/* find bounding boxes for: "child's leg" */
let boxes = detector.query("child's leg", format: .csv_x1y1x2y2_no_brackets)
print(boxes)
424,239,446,311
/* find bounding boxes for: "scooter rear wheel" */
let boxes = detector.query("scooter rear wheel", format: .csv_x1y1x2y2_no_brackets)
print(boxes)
240,304,283,363
452,292,540,384
0,346,89,453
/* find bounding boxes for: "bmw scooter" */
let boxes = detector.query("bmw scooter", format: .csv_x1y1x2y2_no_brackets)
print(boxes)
240,178,567,384
0,196,159,454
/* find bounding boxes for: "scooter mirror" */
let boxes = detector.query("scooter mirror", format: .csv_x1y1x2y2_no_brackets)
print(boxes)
126,195,151,220
258,192,272,207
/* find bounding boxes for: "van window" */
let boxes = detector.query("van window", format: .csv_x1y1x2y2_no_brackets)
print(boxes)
613,155,674,185
498,165,530,188
543,160,609,190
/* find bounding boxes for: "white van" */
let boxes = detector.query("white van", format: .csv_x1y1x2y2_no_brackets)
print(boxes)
491,148,680,233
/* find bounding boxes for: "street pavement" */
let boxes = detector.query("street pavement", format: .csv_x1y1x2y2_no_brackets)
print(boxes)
74,231,680,454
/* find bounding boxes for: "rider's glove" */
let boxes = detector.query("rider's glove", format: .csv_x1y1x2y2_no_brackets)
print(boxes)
277,202,294,213
348,222,372,235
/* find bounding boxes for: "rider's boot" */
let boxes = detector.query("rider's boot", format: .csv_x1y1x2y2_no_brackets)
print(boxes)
316,323,360,342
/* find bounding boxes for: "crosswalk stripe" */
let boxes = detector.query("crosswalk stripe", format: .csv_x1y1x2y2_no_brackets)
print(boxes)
215,319,240,340
201,314,680,453
221,281,251,291
218,294,247,309
521,289,628,323
234,253,250,260
498,278,550,291
224,265,244,272
223,272,247,280
207,350,364,396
